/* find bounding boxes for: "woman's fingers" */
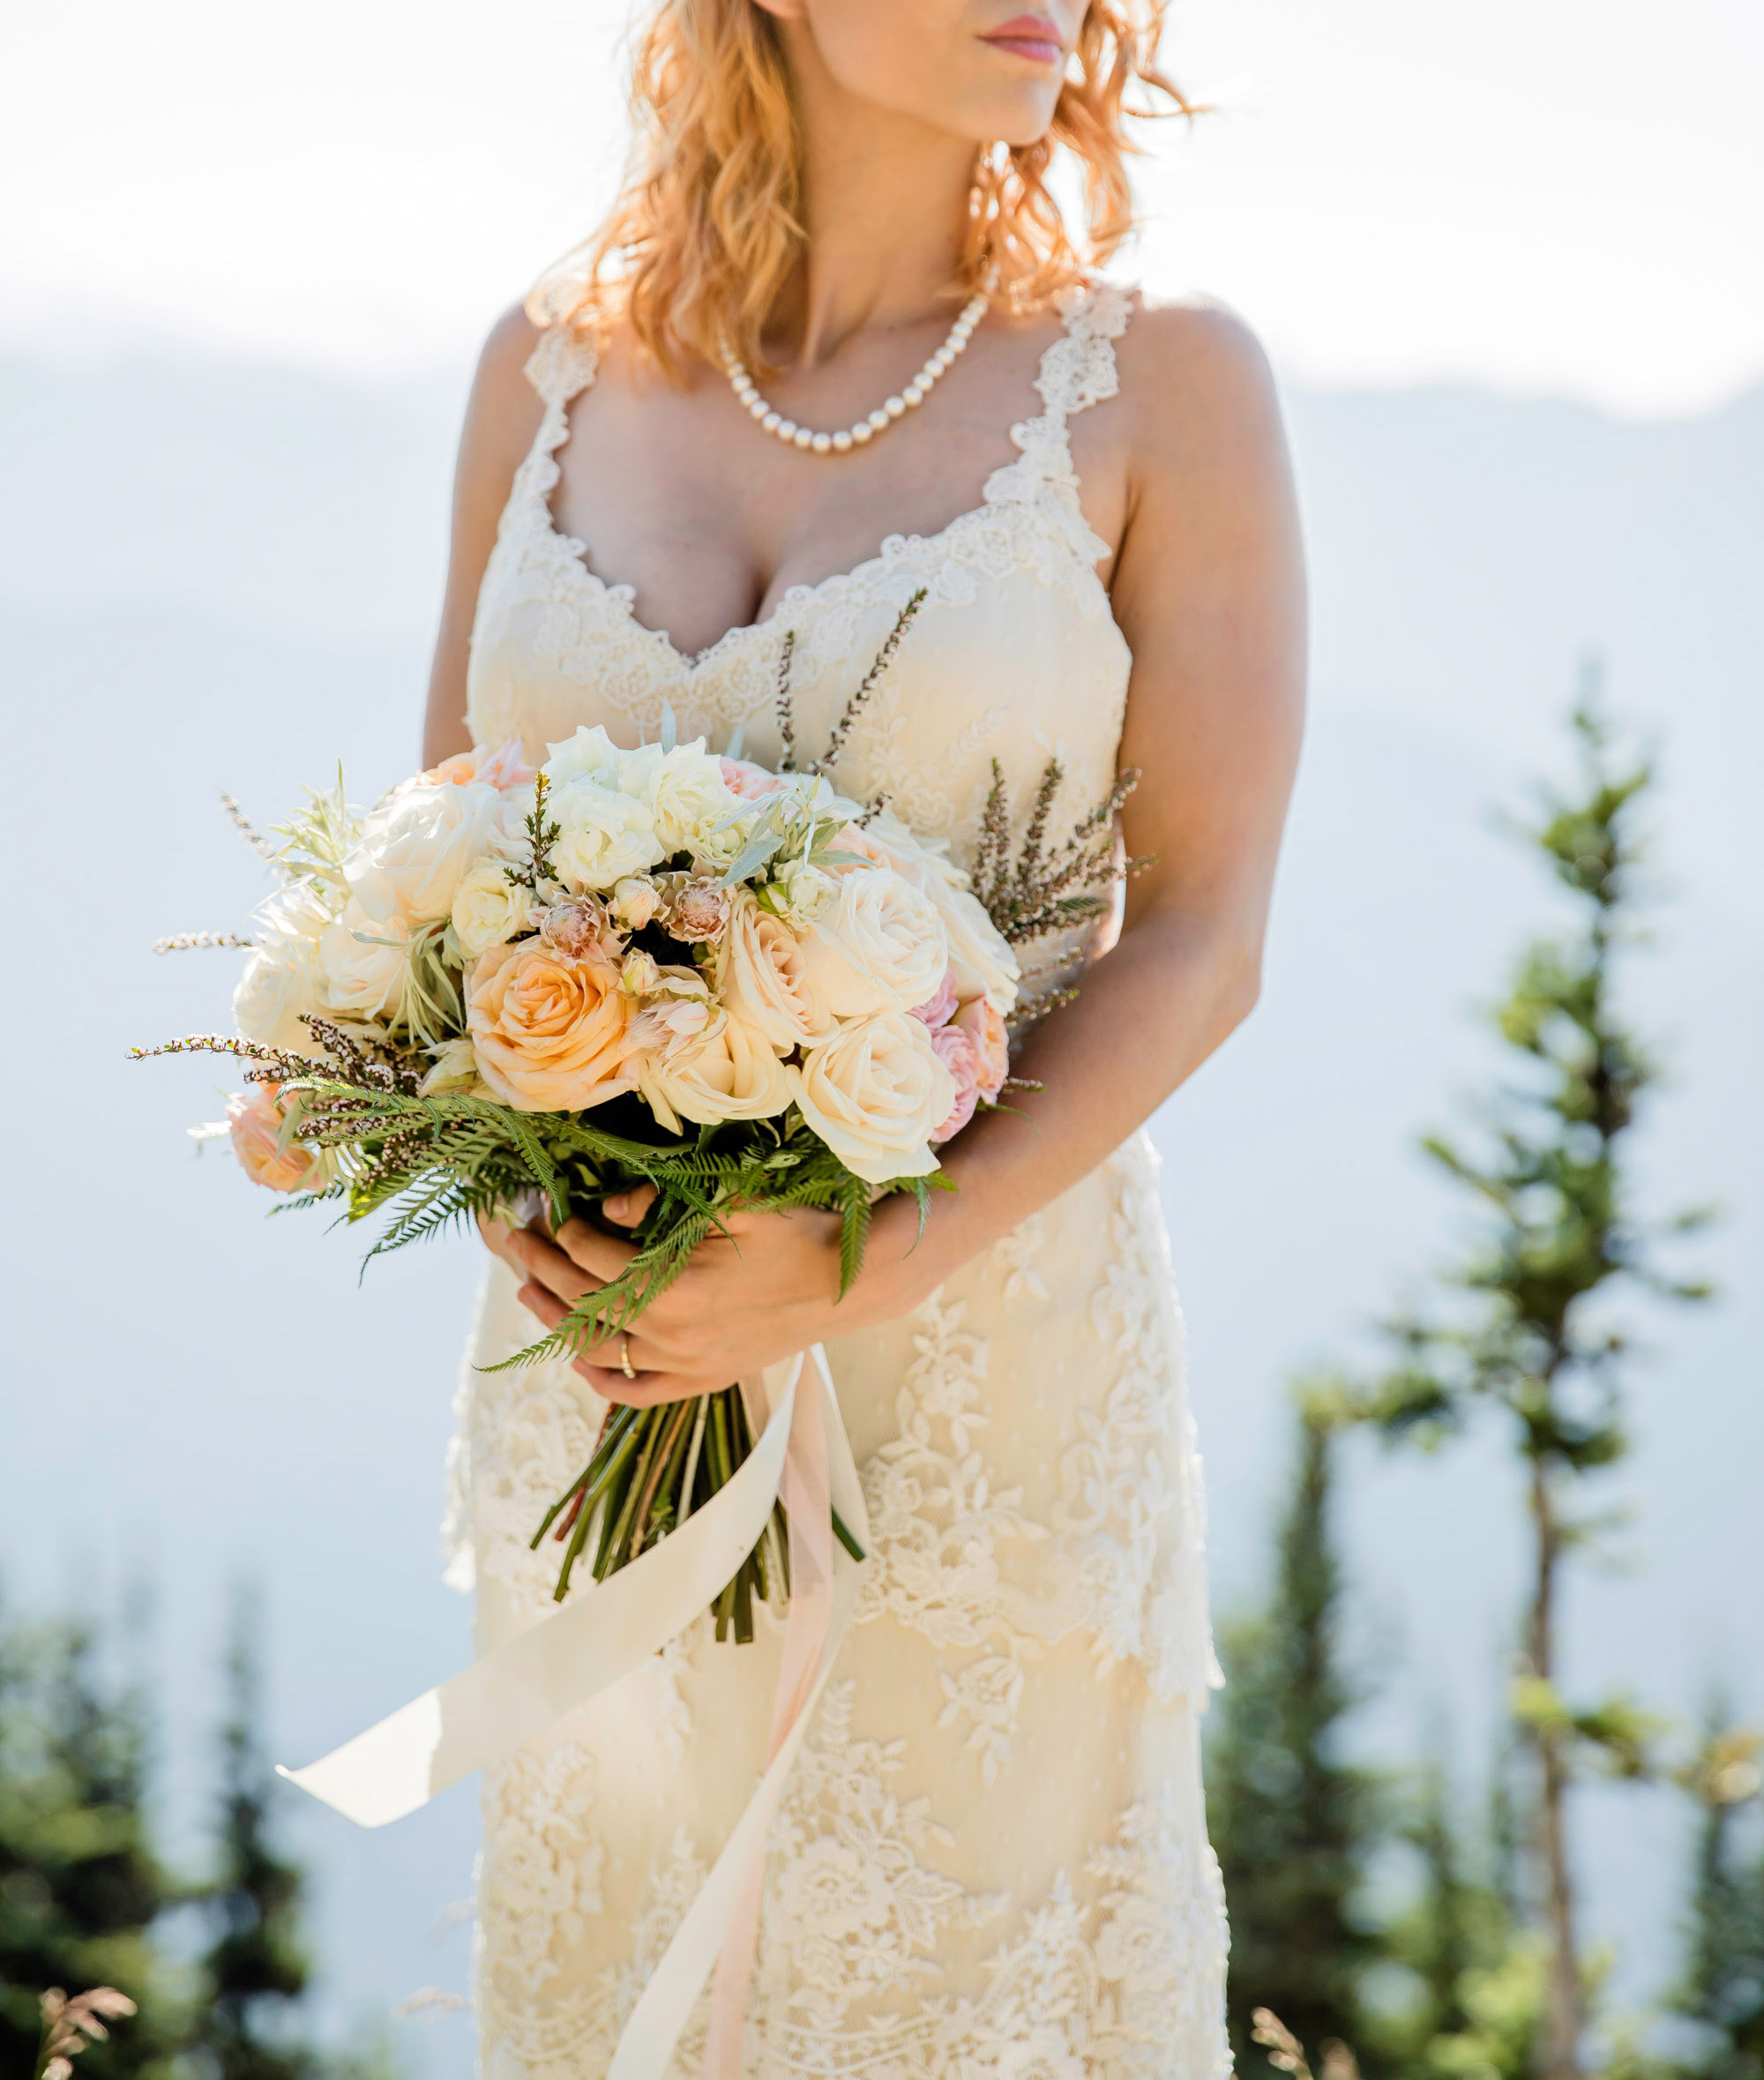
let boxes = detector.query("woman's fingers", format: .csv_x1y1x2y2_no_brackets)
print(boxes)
506,1227,607,1305
602,1183,660,1228
574,1365,702,1407
553,1216,642,1278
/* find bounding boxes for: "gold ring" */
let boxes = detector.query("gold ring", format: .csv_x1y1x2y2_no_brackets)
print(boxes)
619,1336,636,1380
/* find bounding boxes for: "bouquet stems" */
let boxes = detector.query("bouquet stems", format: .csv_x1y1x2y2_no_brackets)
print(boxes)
530,1384,865,1635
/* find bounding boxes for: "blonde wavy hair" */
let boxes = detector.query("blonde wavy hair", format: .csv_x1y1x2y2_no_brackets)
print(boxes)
533,0,1192,378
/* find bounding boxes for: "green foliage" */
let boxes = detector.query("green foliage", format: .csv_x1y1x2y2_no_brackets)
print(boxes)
191,1590,314,2080
0,1607,185,2080
1671,1718,1764,2080
1208,1394,1382,2076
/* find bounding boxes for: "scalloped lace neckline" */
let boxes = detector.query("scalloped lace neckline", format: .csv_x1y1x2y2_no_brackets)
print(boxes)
522,283,1130,672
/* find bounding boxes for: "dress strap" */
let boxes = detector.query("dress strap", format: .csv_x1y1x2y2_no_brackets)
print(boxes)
505,289,600,524
982,280,1133,563
522,310,600,415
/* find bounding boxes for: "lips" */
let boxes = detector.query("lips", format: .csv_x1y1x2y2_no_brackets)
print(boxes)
979,13,1064,64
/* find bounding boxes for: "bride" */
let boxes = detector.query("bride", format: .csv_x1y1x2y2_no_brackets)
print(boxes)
422,0,1304,2072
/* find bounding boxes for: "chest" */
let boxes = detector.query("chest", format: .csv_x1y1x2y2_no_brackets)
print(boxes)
546,322,1131,660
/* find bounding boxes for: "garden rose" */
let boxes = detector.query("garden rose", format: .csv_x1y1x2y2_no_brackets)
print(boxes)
845,808,1019,1014
465,939,635,1111
927,1022,981,1143
787,1014,956,1185
226,1083,323,1193
795,867,947,1018
549,777,664,891
715,892,837,1051
315,902,411,1022
637,1008,792,1134
233,884,329,1052
347,776,503,924
416,737,534,793
910,967,960,1029
649,744,741,857
451,859,534,960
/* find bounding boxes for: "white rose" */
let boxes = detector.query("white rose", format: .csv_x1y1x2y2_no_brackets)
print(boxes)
542,724,624,789
233,883,330,1052
637,1009,792,1134
549,777,664,891
715,891,837,1051
347,778,503,925
314,901,411,1022
795,867,948,1017
788,1014,956,1186
847,807,1019,1015
648,744,741,857
451,858,533,960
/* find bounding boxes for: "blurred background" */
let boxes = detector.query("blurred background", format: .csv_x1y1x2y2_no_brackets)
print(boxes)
1,2,1759,2076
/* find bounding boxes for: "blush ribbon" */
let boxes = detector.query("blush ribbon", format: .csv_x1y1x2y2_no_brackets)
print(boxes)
279,1345,867,2080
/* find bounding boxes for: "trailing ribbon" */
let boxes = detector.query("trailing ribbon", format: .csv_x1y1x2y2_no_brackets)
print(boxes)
279,1345,868,2080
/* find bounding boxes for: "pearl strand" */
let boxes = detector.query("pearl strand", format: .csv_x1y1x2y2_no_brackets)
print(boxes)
721,285,991,456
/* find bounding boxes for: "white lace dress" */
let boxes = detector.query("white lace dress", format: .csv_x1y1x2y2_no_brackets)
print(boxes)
445,282,1231,2080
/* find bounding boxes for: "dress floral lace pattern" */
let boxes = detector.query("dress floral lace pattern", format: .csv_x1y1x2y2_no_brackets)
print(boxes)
456,281,1231,2077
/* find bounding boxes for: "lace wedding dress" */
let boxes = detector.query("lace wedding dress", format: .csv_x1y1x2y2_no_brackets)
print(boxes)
445,281,1231,2080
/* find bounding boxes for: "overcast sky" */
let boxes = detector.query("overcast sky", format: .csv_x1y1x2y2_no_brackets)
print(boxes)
4,0,1760,414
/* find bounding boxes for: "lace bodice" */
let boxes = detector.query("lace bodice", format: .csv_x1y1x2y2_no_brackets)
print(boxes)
466,282,1135,951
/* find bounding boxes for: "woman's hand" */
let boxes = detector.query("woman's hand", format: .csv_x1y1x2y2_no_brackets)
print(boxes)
496,1186,923,1406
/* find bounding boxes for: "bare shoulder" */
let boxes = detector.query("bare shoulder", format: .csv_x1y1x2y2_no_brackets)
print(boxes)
1113,293,1288,482
461,300,547,468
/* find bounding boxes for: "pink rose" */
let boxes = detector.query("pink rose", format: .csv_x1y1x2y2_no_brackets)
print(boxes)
720,757,787,803
954,995,1010,1104
910,967,960,1029
927,1021,981,1145
416,737,535,793
227,1083,323,1193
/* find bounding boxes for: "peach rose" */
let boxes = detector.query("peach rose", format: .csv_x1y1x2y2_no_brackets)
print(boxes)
927,1021,981,1144
466,938,636,1112
419,737,534,792
715,891,837,1051
227,1083,323,1193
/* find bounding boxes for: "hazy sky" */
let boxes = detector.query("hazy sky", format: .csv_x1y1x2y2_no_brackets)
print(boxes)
4,0,1760,415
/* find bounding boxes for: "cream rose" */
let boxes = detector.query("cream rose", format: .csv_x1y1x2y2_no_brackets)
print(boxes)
715,891,838,1051
450,858,533,959
649,744,742,857
314,902,411,1023
844,808,1019,1014
549,777,664,891
233,883,329,1052
466,939,635,1111
347,777,503,924
788,1013,956,1185
794,867,948,1018
637,1009,793,1134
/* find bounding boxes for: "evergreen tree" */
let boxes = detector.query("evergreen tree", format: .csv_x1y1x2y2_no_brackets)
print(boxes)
1672,1720,1764,2080
1357,685,1708,2080
192,1590,315,2080
0,1606,183,2080
1208,1391,1380,2075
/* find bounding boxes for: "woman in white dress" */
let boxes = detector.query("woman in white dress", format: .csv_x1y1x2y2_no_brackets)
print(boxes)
422,1,1304,2073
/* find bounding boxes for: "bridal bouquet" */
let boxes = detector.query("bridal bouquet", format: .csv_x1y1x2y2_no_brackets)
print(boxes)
142,599,1140,1640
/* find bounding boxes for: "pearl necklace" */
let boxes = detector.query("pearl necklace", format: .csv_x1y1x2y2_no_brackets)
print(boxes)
721,283,991,456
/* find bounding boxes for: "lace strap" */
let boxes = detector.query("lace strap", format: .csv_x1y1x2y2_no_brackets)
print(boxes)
523,320,600,415
1035,279,1132,433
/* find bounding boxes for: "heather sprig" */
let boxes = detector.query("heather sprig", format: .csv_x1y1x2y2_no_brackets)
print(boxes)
972,756,1150,946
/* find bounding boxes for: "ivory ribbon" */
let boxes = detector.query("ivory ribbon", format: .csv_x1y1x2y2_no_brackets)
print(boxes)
279,1345,868,2080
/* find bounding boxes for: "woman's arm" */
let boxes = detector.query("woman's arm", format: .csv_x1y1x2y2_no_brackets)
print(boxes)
421,303,545,767
506,303,1306,1400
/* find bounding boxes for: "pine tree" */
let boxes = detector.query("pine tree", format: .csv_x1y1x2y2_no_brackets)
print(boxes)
1207,1391,1380,2075
1672,1718,1764,2080
0,1605,184,2080
1358,684,1708,2080
192,1590,316,2080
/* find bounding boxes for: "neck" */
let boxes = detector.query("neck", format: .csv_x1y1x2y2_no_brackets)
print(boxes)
768,23,980,368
